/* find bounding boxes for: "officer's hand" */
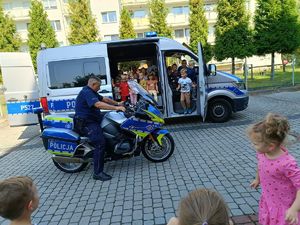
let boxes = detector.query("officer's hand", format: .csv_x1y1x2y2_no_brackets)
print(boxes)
118,101,125,106
116,106,126,112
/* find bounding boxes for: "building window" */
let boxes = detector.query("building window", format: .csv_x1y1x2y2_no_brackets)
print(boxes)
204,4,216,11
104,34,119,41
43,0,57,9
101,11,117,23
185,28,190,38
137,33,144,38
22,1,30,9
175,29,184,38
51,20,61,31
132,10,146,18
3,2,12,10
172,6,189,15
208,26,215,36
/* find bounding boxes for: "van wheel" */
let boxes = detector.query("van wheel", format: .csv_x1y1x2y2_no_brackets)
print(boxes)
208,98,232,123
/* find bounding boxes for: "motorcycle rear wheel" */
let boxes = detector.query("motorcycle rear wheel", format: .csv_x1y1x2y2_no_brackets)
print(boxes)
52,159,88,173
142,133,174,163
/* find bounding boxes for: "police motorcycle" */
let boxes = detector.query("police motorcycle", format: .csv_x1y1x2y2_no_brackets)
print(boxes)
34,81,175,173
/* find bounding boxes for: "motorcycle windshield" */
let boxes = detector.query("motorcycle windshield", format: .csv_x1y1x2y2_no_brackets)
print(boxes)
128,80,158,106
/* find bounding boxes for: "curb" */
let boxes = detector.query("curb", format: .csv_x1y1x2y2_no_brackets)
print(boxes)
249,85,300,96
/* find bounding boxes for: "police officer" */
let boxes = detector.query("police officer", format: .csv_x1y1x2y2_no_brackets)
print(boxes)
74,76,125,181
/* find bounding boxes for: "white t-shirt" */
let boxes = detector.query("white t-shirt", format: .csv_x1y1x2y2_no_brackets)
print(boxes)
178,77,192,92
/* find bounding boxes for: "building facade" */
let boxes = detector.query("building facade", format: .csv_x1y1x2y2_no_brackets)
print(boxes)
2,0,255,46
2,0,280,66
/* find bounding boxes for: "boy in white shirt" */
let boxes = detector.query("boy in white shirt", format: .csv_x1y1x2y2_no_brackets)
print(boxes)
177,68,193,114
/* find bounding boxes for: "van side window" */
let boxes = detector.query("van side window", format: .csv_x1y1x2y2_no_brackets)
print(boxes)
48,57,107,89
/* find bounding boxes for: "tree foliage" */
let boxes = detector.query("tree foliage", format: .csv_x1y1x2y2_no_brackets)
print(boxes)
214,0,254,74
119,7,135,39
254,0,300,78
149,0,172,38
189,0,212,62
68,0,99,44
0,5,22,52
28,0,58,70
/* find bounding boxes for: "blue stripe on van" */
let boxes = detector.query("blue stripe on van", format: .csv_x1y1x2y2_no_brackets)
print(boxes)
217,71,243,82
48,96,113,112
48,99,76,111
207,86,245,96
7,101,41,115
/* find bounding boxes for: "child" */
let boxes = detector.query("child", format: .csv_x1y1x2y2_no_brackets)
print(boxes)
167,188,233,225
119,73,130,101
113,77,121,101
177,68,193,114
0,176,39,225
146,72,158,101
139,73,148,90
128,72,138,105
248,113,300,225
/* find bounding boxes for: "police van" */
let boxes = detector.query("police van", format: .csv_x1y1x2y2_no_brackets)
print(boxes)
0,35,248,126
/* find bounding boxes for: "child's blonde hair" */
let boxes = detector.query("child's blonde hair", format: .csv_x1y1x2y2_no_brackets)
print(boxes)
180,68,187,75
247,113,290,145
178,188,230,225
0,176,34,220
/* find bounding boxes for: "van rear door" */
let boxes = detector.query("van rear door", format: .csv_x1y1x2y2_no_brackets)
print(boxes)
0,52,39,126
38,43,111,114
197,43,208,121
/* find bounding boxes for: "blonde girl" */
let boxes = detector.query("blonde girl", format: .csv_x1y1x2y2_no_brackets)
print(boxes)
167,188,233,225
248,113,300,225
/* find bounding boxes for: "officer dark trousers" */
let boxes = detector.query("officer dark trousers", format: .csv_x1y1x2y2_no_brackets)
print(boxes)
83,122,106,175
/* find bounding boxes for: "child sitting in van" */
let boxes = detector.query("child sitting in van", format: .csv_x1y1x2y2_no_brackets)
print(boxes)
177,68,193,114
0,176,39,225
146,72,158,101
113,77,121,101
167,188,233,225
139,73,148,90
128,72,138,105
119,72,130,101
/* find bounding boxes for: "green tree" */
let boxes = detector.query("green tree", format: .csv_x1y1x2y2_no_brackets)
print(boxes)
295,0,300,66
214,0,254,74
119,7,135,39
28,0,58,70
68,0,99,44
254,0,300,79
189,0,212,62
0,5,22,52
149,0,172,38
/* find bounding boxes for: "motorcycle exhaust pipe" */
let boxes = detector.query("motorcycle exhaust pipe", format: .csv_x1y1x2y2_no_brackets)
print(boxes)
52,156,91,164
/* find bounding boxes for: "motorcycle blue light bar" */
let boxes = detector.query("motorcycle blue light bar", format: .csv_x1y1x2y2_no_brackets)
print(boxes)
145,31,157,37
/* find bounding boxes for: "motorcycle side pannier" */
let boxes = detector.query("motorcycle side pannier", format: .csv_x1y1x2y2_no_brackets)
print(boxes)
41,128,80,156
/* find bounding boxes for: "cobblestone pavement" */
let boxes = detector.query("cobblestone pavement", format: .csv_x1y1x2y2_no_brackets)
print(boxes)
1,91,300,225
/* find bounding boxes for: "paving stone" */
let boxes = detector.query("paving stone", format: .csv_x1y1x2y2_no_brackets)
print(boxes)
1,91,300,225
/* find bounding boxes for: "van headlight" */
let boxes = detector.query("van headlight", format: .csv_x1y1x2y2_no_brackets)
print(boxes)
232,82,246,90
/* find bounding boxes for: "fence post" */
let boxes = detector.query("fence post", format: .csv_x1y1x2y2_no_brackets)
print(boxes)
244,58,248,90
292,55,296,86
250,64,254,80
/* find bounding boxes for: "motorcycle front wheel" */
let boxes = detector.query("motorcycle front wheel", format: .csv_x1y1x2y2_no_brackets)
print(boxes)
52,159,88,173
142,133,175,163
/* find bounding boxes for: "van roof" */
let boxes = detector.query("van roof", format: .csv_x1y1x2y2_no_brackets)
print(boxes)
39,37,195,53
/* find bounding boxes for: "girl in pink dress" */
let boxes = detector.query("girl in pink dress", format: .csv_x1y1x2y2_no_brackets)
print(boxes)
248,113,300,225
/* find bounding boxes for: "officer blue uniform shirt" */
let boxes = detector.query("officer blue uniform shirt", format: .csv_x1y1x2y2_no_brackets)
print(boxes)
75,86,103,123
